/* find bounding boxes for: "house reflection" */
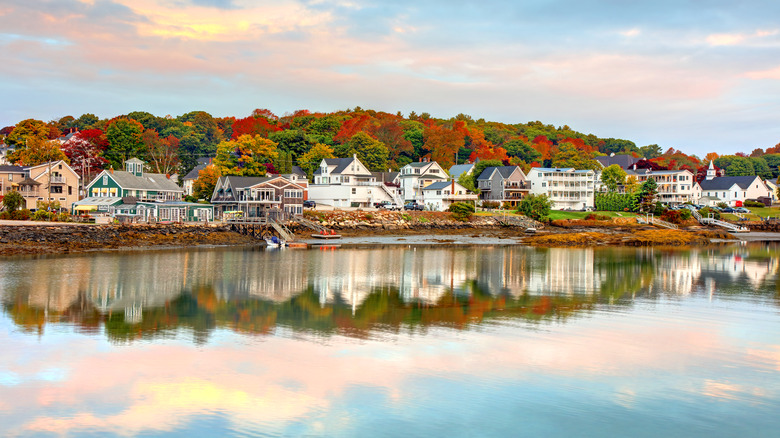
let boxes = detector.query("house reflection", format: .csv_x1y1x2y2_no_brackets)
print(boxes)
1,243,777,338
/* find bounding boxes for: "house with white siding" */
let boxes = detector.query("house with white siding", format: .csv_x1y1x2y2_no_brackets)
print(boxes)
398,161,447,202
421,180,478,211
309,155,400,207
526,167,595,210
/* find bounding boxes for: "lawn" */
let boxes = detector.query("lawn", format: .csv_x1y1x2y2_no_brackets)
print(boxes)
720,206,780,221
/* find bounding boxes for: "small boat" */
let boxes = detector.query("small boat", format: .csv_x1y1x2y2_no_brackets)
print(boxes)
265,236,286,247
312,229,341,239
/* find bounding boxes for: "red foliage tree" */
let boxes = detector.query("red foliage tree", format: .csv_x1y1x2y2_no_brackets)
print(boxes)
423,123,464,169
531,135,555,161
333,115,374,144
231,116,280,139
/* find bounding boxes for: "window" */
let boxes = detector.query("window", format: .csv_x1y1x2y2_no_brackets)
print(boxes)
343,177,350,183
351,188,356,194
103,175,108,185
68,186,72,195
436,190,442,195
8,174,12,181
51,186,63,194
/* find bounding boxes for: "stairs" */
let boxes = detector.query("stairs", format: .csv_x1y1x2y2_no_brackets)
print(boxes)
646,215,678,230
692,209,749,232
268,218,295,241
293,215,328,233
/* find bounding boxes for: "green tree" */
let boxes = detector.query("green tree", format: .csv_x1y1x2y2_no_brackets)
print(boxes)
600,164,627,192
504,138,541,163
467,159,503,192
269,129,313,157
749,156,772,179
639,144,662,159
516,194,552,221
72,113,100,130
2,191,24,212
457,171,477,194
336,132,389,171
763,154,780,178
723,156,755,176
299,143,336,178
105,118,145,168
11,137,68,166
638,177,658,213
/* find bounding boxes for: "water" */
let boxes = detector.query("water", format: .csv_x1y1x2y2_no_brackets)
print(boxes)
0,243,778,437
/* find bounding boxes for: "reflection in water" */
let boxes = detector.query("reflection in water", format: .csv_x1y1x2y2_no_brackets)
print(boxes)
1,244,778,342
1,244,779,437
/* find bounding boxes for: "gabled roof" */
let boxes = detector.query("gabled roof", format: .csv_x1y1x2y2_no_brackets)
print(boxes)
291,166,306,177
219,175,274,190
183,164,207,180
595,154,642,169
699,176,761,191
449,164,473,179
17,176,41,186
372,171,399,183
96,170,182,192
125,157,145,164
406,162,431,168
529,167,594,174
477,166,522,181
313,157,354,175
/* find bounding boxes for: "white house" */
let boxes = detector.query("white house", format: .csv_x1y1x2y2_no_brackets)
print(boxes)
694,161,772,207
399,161,448,202
309,155,400,207
526,167,596,210
421,180,478,211
625,168,696,205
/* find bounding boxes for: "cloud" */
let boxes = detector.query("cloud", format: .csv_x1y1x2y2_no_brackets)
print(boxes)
706,29,780,47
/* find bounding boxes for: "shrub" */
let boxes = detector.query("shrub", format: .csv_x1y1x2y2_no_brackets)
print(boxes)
32,210,53,221
56,212,71,222
595,192,639,212
449,202,475,221
744,200,764,208
11,209,31,221
2,191,24,212
0,211,10,220
517,194,552,221
584,213,611,221
699,207,720,220
678,209,692,221
481,201,500,209
716,202,728,209
660,210,683,224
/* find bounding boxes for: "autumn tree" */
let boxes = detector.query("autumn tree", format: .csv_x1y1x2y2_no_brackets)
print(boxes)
423,123,464,169
6,119,49,147
600,164,627,192
142,129,180,175
105,118,145,168
12,137,68,166
551,143,601,170
192,164,221,201
214,135,278,176
299,143,336,178
61,131,110,185
370,119,413,167
505,138,541,163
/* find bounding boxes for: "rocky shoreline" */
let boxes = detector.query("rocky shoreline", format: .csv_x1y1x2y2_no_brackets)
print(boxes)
0,208,753,256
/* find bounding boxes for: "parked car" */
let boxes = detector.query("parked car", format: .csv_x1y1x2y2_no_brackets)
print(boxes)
734,207,750,214
720,207,735,213
404,202,424,211
303,200,316,208
376,201,401,211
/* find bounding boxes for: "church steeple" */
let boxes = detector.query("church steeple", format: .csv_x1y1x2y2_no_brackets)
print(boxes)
706,160,716,180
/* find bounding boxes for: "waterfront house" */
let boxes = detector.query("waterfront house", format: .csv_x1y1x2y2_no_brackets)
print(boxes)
695,162,772,207
625,168,696,205
475,166,529,207
112,200,214,223
421,180,478,211
309,155,399,207
182,158,211,197
211,175,305,219
26,160,80,211
399,160,447,202
526,167,596,210
0,164,27,199
595,154,642,170
85,158,183,201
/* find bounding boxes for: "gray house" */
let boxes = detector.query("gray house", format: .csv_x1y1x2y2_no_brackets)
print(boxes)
476,166,529,207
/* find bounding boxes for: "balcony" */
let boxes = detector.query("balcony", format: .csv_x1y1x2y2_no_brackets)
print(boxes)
50,176,66,184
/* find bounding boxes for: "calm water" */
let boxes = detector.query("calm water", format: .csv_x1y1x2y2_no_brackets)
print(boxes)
1,243,779,437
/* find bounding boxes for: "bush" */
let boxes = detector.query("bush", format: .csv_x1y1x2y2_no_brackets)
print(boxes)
11,209,31,221
744,200,764,208
678,209,692,221
32,210,53,221
2,191,24,212
699,207,720,220
595,192,639,212
449,202,475,221
56,212,70,222
660,210,683,224
481,201,500,209
0,211,10,220
517,194,552,221
716,202,728,209
584,213,611,221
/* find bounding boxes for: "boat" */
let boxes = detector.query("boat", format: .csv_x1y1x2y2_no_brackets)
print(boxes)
265,236,286,247
312,229,341,239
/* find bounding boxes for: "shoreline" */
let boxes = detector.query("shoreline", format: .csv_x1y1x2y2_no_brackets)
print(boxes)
1,221,776,257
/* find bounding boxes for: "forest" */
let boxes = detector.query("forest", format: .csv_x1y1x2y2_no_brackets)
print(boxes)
2,108,779,191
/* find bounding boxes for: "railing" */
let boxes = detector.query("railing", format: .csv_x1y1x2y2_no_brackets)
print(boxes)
645,214,678,229
50,176,66,184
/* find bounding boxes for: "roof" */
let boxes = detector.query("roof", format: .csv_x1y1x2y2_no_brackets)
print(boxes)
625,169,691,176
371,171,399,183
313,157,355,175
699,176,761,191
595,154,642,169
477,166,520,181
221,175,275,189
0,165,25,172
423,181,458,190
125,157,145,164
529,167,593,174
406,162,431,168
291,166,306,177
72,197,124,207
449,164,473,179
17,176,41,186
183,164,207,180
102,170,183,192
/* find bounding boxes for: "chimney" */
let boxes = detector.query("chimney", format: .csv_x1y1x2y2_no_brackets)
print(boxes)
110,166,113,174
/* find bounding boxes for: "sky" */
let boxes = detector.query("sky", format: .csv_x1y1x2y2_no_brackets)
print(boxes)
1,0,779,156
